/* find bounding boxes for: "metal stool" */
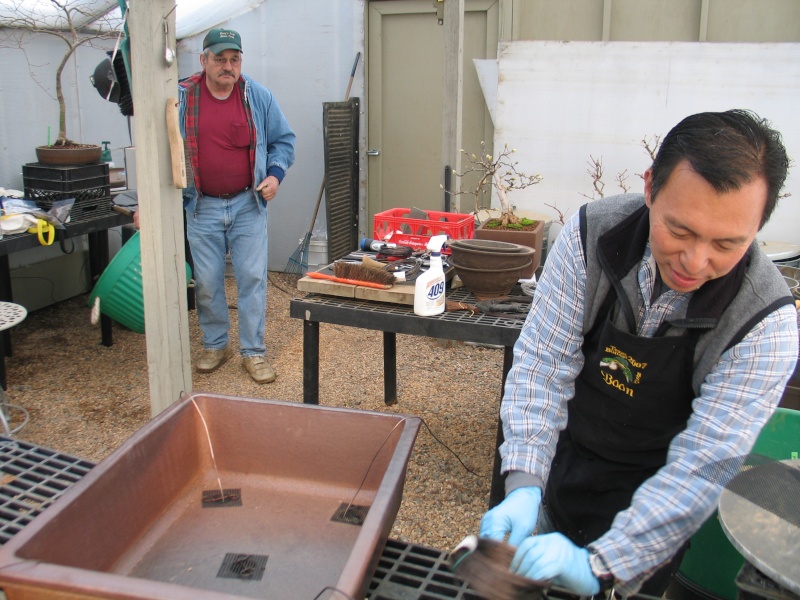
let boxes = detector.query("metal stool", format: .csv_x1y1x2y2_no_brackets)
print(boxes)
0,302,29,436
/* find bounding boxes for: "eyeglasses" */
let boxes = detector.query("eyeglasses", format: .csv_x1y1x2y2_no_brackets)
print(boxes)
212,56,241,66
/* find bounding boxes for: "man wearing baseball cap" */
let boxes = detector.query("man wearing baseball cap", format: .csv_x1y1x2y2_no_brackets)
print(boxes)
202,28,242,54
175,27,295,384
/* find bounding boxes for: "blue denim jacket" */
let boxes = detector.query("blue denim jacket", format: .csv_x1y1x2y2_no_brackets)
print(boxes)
178,72,296,212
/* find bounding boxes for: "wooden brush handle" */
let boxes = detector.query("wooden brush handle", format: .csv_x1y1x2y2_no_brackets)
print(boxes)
166,98,187,188
306,271,392,290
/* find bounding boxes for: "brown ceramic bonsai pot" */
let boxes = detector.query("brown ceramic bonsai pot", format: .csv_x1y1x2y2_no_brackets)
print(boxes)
448,239,535,270
35,143,102,165
0,392,421,600
450,256,533,300
474,218,544,278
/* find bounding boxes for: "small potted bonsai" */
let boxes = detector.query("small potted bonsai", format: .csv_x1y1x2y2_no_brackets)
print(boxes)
452,142,545,277
0,0,120,164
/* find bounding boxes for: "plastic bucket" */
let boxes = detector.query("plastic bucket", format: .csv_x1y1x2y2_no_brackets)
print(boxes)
88,232,192,334
673,408,800,600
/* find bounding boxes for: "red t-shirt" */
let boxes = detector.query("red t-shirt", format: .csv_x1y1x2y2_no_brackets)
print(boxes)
197,82,252,197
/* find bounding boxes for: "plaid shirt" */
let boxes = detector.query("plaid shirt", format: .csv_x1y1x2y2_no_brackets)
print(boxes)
501,211,798,595
180,72,257,196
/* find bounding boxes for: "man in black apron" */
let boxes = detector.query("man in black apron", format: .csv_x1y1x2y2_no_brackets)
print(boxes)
479,110,798,597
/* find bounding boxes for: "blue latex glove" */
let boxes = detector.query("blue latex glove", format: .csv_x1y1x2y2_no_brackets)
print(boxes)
478,486,542,547
511,532,600,596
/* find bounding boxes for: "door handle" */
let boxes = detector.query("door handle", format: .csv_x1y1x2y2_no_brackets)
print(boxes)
367,149,381,156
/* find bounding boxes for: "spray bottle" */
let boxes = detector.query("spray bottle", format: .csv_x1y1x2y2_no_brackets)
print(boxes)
101,141,114,168
414,234,447,316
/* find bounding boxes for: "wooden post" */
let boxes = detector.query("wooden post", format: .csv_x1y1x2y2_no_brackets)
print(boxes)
127,0,192,416
441,0,464,212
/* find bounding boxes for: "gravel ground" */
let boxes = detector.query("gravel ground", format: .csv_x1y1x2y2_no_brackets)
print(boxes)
4,272,504,552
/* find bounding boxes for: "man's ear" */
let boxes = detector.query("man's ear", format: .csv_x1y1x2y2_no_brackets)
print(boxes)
644,168,653,208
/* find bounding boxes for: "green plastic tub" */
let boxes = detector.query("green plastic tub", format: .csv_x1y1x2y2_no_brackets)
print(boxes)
673,407,800,600
88,232,192,334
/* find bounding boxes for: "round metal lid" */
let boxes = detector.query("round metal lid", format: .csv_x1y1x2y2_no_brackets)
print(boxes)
718,459,800,595
759,240,800,261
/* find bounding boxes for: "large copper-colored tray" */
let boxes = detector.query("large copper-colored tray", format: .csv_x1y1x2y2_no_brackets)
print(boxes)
0,393,420,600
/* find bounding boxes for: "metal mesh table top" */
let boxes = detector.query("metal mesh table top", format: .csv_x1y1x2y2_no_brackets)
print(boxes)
0,437,94,545
0,303,26,333
291,287,527,348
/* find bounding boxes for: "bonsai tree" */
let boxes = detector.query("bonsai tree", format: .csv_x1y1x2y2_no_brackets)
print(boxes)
451,141,543,228
0,0,121,148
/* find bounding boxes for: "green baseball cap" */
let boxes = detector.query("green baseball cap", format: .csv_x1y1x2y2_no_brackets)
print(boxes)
203,28,243,54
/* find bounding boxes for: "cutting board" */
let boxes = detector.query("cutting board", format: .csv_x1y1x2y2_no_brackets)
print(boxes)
296,263,454,306
296,274,416,304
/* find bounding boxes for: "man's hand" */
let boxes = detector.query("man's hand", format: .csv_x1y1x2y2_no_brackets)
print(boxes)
256,175,279,201
133,209,140,229
478,486,541,547
511,533,600,595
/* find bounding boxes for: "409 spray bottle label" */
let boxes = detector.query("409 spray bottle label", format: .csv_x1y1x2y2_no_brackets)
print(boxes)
425,280,445,305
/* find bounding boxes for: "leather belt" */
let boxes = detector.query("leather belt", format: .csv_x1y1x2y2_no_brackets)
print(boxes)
214,186,250,199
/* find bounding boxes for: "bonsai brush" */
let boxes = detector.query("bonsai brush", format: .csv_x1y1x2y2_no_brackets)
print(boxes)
450,535,548,600
306,260,395,289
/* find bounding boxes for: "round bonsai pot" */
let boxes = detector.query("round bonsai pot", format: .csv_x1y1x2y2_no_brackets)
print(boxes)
448,239,535,270
36,144,102,166
449,257,533,299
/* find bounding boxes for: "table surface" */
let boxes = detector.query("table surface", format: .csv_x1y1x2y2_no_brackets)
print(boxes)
0,303,26,333
0,206,130,257
718,458,800,595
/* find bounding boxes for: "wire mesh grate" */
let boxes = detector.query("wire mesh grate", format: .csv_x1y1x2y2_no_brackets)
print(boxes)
216,552,268,581
201,488,242,508
331,502,369,526
0,437,94,545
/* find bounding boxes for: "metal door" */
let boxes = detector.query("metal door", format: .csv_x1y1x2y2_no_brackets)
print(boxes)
367,0,498,229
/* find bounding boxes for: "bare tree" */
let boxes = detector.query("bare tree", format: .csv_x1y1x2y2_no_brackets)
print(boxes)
0,0,122,146
449,142,543,227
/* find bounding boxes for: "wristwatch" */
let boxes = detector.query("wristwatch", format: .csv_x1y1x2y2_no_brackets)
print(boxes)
589,551,615,591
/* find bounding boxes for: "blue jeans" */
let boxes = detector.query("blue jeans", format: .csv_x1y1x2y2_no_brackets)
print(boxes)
185,190,268,357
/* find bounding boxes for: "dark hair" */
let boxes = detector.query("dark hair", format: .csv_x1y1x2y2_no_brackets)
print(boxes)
649,109,789,228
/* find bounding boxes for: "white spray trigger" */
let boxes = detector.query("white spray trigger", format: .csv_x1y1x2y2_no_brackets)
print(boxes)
427,234,448,253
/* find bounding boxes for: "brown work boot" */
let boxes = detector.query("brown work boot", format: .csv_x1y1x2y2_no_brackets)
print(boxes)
196,347,232,373
242,355,276,384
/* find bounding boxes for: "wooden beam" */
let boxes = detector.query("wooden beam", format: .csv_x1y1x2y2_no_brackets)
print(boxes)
127,0,192,416
441,0,464,212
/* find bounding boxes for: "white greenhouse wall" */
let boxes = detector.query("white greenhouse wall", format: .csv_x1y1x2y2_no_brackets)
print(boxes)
3,3,800,312
491,41,800,247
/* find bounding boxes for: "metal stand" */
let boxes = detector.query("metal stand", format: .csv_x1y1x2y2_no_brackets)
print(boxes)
0,302,29,436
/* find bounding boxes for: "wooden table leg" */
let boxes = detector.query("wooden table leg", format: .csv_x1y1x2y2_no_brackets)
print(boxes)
302,319,320,404
383,331,397,405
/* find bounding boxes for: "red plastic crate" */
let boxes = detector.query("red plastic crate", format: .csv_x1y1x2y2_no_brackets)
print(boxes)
373,208,474,251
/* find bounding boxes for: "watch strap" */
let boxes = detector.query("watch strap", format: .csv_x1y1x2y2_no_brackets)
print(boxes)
590,551,615,591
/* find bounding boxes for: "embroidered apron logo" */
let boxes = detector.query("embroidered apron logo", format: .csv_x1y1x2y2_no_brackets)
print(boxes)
600,346,647,396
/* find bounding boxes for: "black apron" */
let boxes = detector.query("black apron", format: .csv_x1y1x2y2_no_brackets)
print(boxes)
544,286,700,547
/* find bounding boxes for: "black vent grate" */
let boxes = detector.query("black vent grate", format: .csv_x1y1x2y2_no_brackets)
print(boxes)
323,97,360,262
201,488,242,508
331,502,369,525
217,552,268,581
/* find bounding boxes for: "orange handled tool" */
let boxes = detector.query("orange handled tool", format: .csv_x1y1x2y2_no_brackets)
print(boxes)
306,271,392,290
